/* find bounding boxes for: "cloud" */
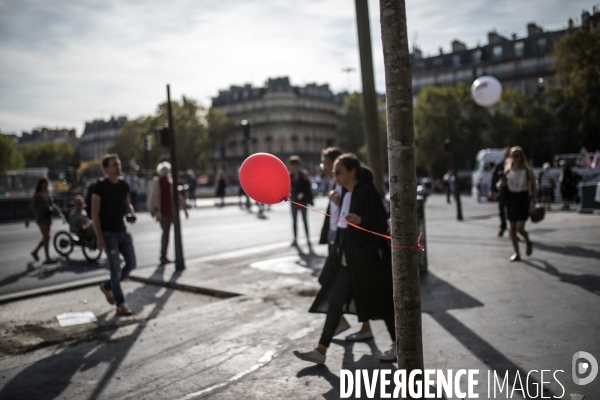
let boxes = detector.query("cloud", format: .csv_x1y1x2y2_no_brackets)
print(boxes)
0,0,597,133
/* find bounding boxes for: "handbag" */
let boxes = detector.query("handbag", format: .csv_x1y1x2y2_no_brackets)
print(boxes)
529,204,545,223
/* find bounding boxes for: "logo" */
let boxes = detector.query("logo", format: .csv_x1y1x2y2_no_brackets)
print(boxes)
572,351,598,385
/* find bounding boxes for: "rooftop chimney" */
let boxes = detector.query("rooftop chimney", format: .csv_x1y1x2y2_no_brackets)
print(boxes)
451,40,467,52
488,31,508,44
582,11,590,26
439,47,444,55
527,23,543,36
412,47,422,59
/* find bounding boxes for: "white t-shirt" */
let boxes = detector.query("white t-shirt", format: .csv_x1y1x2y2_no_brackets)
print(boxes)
337,191,352,229
329,184,344,232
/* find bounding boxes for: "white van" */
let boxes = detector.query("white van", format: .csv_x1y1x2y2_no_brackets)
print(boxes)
472,149,505,200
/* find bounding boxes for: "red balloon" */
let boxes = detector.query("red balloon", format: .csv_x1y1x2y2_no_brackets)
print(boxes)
239,153,291,204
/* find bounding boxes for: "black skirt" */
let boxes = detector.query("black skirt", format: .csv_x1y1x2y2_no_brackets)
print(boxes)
506,191,529,222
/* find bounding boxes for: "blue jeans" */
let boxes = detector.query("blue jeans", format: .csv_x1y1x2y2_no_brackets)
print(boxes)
290,203,309,239
102,230,136,306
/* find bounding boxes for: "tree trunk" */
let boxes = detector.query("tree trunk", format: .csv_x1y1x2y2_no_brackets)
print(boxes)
378,0,424,389
354,0,385,197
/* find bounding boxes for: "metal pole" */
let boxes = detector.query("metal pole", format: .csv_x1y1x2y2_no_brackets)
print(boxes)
355,0,385,197
447,128,464,221
167,84,185,270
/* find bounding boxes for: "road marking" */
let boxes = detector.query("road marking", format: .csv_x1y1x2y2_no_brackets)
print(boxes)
176,348,278,400
288,319,321,340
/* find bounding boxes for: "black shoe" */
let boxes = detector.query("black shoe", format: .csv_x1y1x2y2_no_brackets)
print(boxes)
498,229,505,237
160,257,173,264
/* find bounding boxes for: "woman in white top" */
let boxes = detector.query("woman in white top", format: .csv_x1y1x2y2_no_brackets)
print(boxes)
498,146,538,261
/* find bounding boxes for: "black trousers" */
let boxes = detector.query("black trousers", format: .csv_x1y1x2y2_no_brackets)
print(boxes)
318,266,396,347
498,199,507,231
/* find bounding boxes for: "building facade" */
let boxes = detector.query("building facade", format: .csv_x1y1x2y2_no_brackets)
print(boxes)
19,127,78,148
211,77,346,172
410,10,599,100
78,116,127,161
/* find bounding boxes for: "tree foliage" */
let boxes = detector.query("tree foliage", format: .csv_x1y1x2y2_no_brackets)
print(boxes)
414,84,488,178
19,141,76,170
0,134,24,172
547,25,600,152
488,89,556,164
339,92,387,165
111,96,209,172
207,107,236,167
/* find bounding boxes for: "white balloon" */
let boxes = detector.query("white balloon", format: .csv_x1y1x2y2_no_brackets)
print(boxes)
471,76,503,107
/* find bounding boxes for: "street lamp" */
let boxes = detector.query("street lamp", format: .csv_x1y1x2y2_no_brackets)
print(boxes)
240,119,251,159
443,137,463,221
239,120,251,209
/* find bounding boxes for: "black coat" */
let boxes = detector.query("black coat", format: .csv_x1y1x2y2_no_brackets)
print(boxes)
318,184,348,245
310,180,394,322
290,171,313,205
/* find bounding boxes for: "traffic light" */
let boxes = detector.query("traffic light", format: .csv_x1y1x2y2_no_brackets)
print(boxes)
154,124,170,148
240,119,251,142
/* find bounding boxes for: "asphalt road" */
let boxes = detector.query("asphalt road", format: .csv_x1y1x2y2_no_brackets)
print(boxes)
0,194,498,297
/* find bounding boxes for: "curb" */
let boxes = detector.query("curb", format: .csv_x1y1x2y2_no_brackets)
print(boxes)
0,275,108,304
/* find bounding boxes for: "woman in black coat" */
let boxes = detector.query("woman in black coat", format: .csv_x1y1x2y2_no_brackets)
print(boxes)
293,153,396,365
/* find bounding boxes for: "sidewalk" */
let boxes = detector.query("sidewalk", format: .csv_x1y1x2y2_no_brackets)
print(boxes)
0,203,599,399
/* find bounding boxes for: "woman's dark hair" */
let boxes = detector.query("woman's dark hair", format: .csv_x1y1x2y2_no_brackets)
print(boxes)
321,147,343,163
361,165,374,183
336,153,363,180
34,176,49,195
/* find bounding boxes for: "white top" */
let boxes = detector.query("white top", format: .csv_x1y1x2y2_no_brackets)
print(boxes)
329,184,343,232
507,169,529,193
337,191,352,229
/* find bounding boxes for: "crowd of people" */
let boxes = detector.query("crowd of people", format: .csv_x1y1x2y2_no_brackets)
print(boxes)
23,143,591,365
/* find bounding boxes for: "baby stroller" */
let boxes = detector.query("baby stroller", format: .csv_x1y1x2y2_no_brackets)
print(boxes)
53,211,103,262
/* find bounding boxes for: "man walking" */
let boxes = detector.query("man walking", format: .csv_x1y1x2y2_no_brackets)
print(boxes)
147,162,188,264
490,147,510,236
92,154,136,316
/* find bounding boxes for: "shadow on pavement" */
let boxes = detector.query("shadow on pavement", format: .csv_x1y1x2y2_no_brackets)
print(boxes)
421,273,556,399
0,265,181,400
302,273,554,399
295,245,326,279
532,242,600,261
522,259,600,295
0,258,107,290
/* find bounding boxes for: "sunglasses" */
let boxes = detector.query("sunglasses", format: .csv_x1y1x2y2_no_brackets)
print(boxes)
512,153,521,158
334,169,342,176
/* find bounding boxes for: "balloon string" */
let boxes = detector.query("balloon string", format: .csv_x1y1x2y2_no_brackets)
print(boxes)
285,199,424,251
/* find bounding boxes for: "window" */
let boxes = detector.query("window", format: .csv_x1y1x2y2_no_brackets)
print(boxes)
514,61,522,74
434,75,440,85
537,58,546,72
433,58,442,68
492,45,503,59
452,54,461,67
492,65,501,76
537,37,547,52
472,50,482,63
514,41,524,57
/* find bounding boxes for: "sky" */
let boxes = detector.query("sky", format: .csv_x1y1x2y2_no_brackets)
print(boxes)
0,0,597,135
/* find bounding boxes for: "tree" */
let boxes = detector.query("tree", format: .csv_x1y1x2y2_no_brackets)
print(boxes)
379,0,424,385
207,107,236,169
20,141,76,170
414,84,488,178
548,24,600,152
112,96,209,172
487,89,556,164
339,92,388,166
0,134,24,172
